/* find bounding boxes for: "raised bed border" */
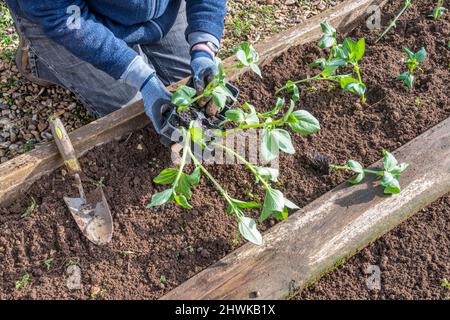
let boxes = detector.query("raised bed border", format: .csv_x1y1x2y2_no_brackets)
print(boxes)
0,0,386,205
3,0,446,301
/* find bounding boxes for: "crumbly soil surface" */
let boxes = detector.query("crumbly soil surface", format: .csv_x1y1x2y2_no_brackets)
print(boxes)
295,194,450,300
0,0,449,299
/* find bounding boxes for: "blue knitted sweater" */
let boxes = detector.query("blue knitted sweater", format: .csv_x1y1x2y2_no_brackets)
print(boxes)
9,0,226,88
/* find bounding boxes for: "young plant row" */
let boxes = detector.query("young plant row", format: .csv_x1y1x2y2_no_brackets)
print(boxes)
276,21,367,105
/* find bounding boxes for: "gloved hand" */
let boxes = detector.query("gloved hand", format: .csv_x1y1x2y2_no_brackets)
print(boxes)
141,74,172,134
190,50,218,96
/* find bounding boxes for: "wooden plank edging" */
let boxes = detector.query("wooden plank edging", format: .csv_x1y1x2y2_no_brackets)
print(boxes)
161,117,450,300
0,0,383,205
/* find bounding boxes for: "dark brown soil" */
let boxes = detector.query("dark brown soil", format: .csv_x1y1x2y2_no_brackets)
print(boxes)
0,0,449,299
295,193,450,300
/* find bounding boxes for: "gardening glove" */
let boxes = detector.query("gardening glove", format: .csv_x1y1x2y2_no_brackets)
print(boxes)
190,49,218,106
140,74,172,134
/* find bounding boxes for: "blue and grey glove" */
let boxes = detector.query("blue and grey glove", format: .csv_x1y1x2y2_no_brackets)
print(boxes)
140,74,172,134
190,50,218,95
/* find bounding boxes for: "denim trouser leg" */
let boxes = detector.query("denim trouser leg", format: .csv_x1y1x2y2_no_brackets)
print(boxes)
6,2,191,118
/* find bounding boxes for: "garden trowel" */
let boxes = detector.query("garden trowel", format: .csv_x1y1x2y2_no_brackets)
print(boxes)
49,116,113,245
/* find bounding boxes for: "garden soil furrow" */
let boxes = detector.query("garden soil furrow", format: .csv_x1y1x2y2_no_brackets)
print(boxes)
0,0,449,299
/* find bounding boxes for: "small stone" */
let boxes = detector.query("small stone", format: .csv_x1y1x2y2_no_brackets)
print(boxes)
136,144,143,150
200,249,211,258
249,291,261,298
9,143,19,151
285,0,296,5
0,141,11,149
37,122,47,132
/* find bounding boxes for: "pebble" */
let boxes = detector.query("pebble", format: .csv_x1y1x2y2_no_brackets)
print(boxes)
0,141,11,149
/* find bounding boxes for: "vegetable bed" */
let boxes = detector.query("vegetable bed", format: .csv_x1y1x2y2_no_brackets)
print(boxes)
0,0,449,299
296,192,450,300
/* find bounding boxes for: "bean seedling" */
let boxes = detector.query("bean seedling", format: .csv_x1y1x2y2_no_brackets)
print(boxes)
277,21,367,105
171,42,261,112
430,0,447,20
148,45,321,245
20,197,36,219
44,258,54,271
330,149,409,194
395,47,427,88
15,273,30,289
376,0,413,43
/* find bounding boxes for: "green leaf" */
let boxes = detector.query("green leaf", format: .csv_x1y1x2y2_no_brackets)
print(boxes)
260,97,285,118
339,76,359,89
260,188,285,222
345,82,366,97
242,103,260,125
403,47,415,59
381,172,401,194
189,125,204,146
309,58,327,70
261,127,279,162
396,71,414,88
236,42,260,66
187,167,201,185
147,189,174,208
211,85,231,109
318,21,336,49
389,163,409,179
288,82,301,103
175,174,193,199
255,166,279,182
272,129,295,154
231,199,261,209
288,110,321,136
174,194,193,209
320,20,336,35
414,47,427,63
382,149,398,171
346,160,365,184
238,217,263,245
225,108,245,123
318,35,336,49
171,85,196,108
284,198,299,209
354,38,366,62
250,63,262,78
347,160,364,173
153,168,178,185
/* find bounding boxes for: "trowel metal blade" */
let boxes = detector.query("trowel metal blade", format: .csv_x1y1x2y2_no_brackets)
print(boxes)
63,191,113,245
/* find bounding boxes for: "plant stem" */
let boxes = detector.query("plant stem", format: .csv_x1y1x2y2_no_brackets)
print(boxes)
275,75,332,95
172,129,191,190
223,63,240,74
375,0,412,43
186,147,242,219
331,164,384,177
363,169,385,176
353,63,366,105
220,119,284,137
213,142,271,190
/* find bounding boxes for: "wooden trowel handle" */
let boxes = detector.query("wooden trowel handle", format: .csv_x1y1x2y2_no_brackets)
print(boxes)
49,116,82,175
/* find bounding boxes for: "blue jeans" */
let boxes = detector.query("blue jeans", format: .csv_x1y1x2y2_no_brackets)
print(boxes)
6,1,191,118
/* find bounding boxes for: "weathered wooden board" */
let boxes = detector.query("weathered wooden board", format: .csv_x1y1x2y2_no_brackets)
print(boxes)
0,0,384,205
161,117,450,300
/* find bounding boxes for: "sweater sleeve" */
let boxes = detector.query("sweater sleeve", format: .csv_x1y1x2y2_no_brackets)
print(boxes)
185,0,227,49
17,0,153,89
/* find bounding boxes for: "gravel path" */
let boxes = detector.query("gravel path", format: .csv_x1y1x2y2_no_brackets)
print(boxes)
0,0,340,163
